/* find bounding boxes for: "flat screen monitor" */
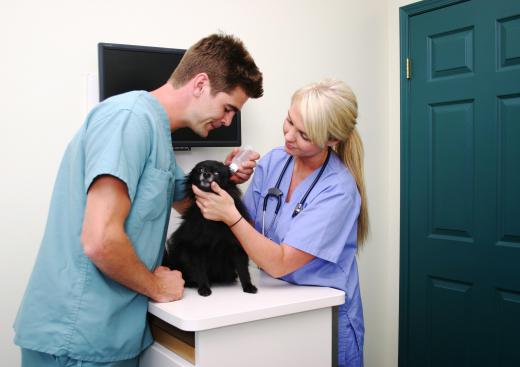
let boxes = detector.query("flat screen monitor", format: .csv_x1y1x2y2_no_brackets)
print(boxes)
98,43,241,149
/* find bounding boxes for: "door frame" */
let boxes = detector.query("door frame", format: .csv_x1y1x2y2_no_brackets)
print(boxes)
398,1,469,366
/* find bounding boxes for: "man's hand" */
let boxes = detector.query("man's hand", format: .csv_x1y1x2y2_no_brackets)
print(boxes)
225,148,260,184
151,266,185,302
172,197,192,214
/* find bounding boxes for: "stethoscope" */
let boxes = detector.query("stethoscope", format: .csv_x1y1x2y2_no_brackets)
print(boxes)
261,148,332,236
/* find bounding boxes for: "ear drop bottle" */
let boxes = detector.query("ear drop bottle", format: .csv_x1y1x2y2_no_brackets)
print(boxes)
229,145,254,173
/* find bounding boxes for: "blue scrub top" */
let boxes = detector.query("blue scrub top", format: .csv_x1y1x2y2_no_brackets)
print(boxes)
243,147,364,366
14,91,185,362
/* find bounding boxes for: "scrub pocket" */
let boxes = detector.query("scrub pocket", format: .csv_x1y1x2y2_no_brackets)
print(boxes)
132,166,172,222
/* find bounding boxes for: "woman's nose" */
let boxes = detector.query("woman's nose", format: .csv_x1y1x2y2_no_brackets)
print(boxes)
285,127,296,141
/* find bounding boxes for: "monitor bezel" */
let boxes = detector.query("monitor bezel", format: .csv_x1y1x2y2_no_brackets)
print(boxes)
98,42,241,148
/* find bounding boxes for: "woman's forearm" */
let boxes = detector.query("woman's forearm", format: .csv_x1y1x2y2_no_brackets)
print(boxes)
228,209,313,278
192,182,314,276
230,214,287,277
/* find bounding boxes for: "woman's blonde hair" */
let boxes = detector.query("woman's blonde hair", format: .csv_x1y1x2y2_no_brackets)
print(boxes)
292,79,369,247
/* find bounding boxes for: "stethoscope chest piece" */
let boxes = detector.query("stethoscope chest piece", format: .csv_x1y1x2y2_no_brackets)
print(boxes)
267,187,283,204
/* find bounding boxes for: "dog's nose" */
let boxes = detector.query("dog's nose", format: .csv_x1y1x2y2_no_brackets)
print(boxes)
203,172,211,179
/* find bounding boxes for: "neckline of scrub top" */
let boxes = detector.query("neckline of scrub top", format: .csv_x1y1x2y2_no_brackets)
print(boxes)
142,91,175,170
281,153,332,206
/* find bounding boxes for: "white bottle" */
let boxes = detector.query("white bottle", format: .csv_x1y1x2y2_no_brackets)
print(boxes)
229,145,254,173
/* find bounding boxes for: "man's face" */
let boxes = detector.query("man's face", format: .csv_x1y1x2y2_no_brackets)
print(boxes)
189,86,249,137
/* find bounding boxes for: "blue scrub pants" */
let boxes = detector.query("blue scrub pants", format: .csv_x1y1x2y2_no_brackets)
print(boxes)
21,349,139,367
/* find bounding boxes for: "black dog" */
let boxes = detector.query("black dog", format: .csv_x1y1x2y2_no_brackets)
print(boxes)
164,160,257,297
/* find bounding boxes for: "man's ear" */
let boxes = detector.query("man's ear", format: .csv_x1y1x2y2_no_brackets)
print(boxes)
192,73,210,97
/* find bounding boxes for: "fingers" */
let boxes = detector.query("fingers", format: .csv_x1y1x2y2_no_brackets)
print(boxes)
210,181,221,193
194,197,205,212
191,184,203,196
230,172,248,184
248,151,261,162
193,183,226,198
194,197,212,218
229,153,258,184
224,147,240,165
241,161,257,170
230,167,253,184
152,268,185,302
192,184,211,199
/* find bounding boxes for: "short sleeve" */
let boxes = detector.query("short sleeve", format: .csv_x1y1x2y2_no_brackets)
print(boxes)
84,109,151,202
243,156,267,223
172,163,186,202
282,184,360,264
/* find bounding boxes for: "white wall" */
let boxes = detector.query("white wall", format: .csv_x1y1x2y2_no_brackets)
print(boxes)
383,1,417,366
0,0,404,365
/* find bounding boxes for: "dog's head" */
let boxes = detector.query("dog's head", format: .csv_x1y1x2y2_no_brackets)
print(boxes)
187,160,233,194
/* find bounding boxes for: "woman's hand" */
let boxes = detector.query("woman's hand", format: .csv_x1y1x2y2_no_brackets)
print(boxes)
225,148,260,184
192,182,241,225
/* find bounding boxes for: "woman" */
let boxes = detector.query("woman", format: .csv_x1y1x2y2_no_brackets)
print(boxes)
193,79,369,367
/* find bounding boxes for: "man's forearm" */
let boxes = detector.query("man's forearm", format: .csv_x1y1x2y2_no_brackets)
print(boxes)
84,230,157,298
81,175,183,302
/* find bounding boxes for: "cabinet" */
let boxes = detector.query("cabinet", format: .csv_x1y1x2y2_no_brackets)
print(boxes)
140,268,344,367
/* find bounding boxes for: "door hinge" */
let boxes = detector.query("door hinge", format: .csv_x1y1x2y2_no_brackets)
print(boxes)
406,58,411,79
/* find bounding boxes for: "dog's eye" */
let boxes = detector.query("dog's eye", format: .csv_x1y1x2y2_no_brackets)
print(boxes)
199,167,207,174
213,172,220,176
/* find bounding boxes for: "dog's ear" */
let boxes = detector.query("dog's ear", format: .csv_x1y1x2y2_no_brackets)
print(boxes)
185,164,200,198
217,163,233,188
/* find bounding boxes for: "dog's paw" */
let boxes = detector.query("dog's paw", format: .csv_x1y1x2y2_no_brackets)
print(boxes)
198,286,212,297
242,283,258,294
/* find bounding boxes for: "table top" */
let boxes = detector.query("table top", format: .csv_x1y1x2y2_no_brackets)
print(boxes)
148,267,345,331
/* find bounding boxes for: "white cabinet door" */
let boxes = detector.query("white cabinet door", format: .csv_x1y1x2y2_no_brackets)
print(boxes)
140,343,194,367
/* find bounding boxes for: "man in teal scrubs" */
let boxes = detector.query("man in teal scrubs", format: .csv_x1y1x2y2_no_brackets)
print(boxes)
13,33,263,366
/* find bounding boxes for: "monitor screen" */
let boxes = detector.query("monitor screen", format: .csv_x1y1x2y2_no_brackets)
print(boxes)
98,43,241,149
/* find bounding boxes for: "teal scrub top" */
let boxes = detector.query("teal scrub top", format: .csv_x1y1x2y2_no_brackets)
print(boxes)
14,91,185,362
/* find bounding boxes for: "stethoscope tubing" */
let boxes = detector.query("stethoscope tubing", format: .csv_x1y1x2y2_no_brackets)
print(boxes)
261,149,331,236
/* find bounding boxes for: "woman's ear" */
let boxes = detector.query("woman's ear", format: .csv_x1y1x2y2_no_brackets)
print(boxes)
327,139,340,147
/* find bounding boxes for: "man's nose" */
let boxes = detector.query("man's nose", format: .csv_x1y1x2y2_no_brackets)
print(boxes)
222,111,235,126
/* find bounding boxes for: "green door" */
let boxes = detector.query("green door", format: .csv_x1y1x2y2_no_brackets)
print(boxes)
400,0,520,366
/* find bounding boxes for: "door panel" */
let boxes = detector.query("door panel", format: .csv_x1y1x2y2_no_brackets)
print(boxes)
400,1,520,366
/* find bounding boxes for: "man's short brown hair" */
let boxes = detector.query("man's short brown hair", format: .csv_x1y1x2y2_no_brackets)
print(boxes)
169,33,263,98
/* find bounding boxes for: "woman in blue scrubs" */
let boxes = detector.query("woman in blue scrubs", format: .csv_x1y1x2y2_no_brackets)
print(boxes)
193,79,369,367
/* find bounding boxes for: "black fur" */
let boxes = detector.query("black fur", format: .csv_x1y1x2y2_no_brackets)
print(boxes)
164,160,257,297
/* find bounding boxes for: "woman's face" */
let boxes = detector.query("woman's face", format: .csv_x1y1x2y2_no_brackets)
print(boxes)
283,102,326,160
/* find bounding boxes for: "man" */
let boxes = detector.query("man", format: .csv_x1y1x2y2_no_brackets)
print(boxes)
14,33,263,366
